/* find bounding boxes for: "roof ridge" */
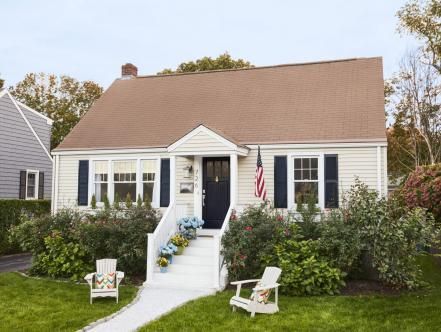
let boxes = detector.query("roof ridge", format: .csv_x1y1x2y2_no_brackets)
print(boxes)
128,56,382,80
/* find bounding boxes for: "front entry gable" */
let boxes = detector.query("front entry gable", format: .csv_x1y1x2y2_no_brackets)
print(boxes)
167,125,249,156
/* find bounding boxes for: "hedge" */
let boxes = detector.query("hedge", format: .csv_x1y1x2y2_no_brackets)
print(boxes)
0,199,51,255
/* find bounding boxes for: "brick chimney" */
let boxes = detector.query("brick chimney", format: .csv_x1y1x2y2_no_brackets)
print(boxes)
121,63,138,78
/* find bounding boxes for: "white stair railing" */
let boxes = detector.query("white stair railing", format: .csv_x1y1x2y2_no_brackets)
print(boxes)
213,204,234,289
146,201,176,283
146,202,190,284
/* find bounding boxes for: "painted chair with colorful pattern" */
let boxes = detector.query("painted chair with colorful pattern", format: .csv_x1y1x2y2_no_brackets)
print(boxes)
229,266,282,317
84,258,125,304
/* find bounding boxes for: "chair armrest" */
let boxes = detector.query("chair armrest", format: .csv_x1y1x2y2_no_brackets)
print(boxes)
84,272,95,281
116,271,124,287
252,283,280,292
230,279,261,285
84,273,95,287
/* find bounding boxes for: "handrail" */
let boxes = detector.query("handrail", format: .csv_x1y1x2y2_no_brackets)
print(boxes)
213,204,234,289
146,201,176,283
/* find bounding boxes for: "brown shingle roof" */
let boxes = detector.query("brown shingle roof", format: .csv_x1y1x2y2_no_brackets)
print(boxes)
55,57,386,151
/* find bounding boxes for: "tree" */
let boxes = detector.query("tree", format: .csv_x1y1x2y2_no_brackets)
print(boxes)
10,73,103,148
387,49,441,179
158,52,253,74
0,76,4,89
397,0,441,73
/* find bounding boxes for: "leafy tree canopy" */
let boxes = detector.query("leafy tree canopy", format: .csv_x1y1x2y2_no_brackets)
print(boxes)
158,52,253,74
0,75,4,89
397,0,441,72
10,73,103,149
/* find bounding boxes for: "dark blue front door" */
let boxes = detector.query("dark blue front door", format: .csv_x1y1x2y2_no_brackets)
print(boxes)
202,157,230,229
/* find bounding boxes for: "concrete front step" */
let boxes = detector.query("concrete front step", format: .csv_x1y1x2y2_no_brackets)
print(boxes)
188,237,214,248
182,247,213,257
155,263,213,274
172,254,213,266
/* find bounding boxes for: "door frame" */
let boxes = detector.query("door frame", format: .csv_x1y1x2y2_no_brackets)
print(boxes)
202,157,230,229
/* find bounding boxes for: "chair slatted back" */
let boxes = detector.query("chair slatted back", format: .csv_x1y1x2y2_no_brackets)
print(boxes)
260,266,282,286
96,259,117,274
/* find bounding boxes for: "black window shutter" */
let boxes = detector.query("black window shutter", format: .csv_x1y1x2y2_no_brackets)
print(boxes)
274,156,287,208
19,171,27,199
325,154,338,208
160,159,170,207
78,160,89,206
38,172,44,199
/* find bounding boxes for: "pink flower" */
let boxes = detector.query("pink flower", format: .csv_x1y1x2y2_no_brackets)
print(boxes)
244,226,253,231
276,215,283,222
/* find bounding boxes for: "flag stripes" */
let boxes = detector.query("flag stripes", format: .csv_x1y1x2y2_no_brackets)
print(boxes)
255,146,267,200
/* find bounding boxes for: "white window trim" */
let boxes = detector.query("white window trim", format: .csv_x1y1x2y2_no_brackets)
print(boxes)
287,152,324,211
88,156,161,208
25,170,39,200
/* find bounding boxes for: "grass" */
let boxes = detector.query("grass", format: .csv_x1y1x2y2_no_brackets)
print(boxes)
0,272,138,332
141,255,441,332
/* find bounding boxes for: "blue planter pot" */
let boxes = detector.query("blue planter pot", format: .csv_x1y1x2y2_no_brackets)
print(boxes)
168,256,173,264
160,266,168,273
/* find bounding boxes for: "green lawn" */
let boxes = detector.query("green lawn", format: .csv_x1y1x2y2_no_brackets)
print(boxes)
0,272,137,332
141,255,441,332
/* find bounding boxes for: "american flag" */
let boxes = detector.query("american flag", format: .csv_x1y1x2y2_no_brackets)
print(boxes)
255,146,267,200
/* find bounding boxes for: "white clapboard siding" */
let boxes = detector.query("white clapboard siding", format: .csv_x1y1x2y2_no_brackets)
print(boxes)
175,156,194,214
237,146,387,207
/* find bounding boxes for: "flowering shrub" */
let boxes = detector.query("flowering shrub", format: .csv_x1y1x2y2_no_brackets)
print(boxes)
177,216,204,239
221,204,295,281
402,164,441,222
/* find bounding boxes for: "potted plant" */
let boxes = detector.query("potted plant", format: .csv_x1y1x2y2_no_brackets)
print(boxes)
177,216,205,240
157,257,169,273
170,234,189,255
160,244,176,264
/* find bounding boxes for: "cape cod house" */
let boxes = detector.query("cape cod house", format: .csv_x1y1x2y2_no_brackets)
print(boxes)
0,89,52,201
52,57,387,289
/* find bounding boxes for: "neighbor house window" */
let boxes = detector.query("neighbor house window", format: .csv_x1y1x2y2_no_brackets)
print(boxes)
113,160,136,201
26,170,39,199
93,161,108,202
142,160,156,203
293,157,319,205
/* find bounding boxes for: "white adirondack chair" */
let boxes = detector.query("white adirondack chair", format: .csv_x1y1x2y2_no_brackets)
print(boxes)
230,266,282,317
84,259,124,304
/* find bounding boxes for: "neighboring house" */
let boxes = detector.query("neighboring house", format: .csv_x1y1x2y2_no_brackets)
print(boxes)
52,57,387,289
0,90,53,201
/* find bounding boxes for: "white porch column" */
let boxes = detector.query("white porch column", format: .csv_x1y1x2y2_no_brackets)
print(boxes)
230,153,238,206
170,156,176,203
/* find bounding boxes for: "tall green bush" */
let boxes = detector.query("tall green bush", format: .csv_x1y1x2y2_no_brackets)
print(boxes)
10,205,160,279
319,180,438,289
263,237,345,295
0,199,50,254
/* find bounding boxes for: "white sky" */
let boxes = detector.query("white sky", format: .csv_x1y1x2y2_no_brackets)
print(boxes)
1,0,417,89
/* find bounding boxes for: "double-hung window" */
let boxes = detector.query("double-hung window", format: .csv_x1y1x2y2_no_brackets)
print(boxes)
113,160,136,201
142,160,156,203
293,157,319,205
93,161,108,202
26,170,39,199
